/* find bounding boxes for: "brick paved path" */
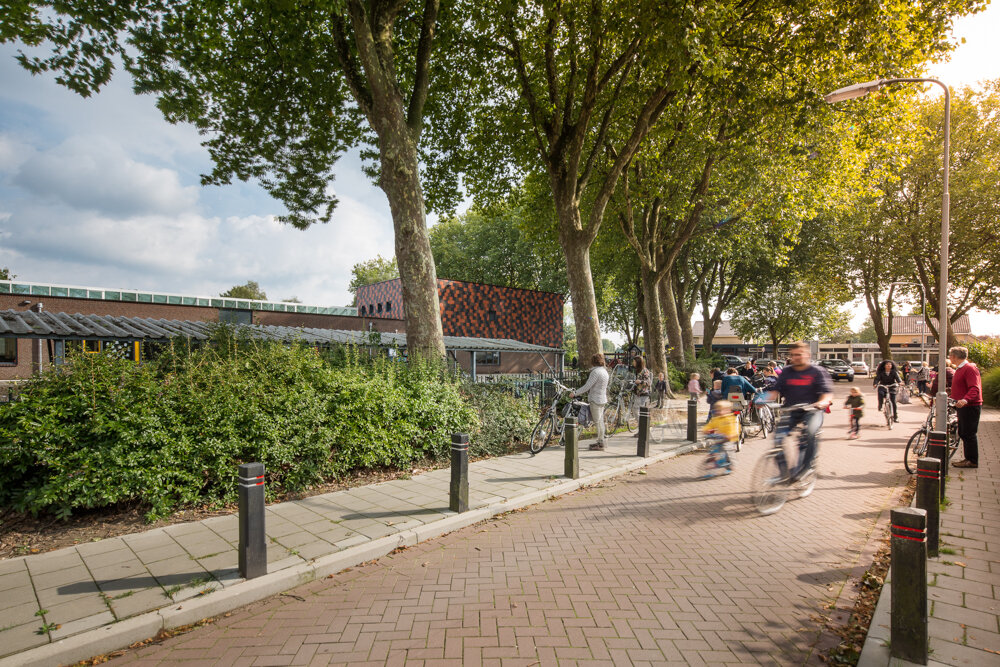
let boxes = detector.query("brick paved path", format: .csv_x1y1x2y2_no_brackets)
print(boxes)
860,408,1000,666
112,385,919,666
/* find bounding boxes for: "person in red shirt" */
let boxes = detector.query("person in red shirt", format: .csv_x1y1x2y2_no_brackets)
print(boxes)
949,346,982,468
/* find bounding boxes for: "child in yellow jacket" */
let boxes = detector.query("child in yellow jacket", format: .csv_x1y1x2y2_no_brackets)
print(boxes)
701,400,738,477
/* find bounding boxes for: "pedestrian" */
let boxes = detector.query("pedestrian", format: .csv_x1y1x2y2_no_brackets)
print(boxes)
949,346,982,469
570,353,609,451
705,379,723,424
738,360,756,379
873,360,901,423
631,357,652,437
712,367,724,382
768,361,782,376
654,372,667,407
844,387,864,439
916,363,931,395
687,372,701,401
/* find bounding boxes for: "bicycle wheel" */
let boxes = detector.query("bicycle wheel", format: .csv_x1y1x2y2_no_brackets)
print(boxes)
735,420,745,452
759,404,775,435
884,400,893,429
604,401,621,435
751,452,788,515
624,399,638,432
904,428,929,474
742,409,763,438
948,422,961,460
529,413,556,454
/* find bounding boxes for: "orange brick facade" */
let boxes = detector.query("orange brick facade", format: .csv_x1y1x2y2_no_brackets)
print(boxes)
356,279,563,349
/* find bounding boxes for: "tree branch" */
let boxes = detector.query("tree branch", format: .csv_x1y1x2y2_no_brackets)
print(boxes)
406,0,440,139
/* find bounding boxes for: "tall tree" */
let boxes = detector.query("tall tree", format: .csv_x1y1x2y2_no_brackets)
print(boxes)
3,0,474,359
221,281,267,300
0,268,13,280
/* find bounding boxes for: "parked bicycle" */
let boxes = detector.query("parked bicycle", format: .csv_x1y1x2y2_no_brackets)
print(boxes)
750,403,821,515
529,381,591,454
904,397,960,474
604,380,638,435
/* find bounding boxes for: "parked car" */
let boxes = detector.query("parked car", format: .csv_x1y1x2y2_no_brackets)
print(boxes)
722,355,746,368
816,358,855,382
850,361,870,376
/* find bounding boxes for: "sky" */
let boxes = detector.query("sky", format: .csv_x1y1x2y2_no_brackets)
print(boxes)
0,4,998,332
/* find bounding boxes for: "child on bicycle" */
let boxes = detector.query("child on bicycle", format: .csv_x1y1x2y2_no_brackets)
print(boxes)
844,387,864,439
705,379,723,424
701,399,738,477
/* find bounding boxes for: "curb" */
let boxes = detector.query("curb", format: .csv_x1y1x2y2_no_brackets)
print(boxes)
1,441,699,667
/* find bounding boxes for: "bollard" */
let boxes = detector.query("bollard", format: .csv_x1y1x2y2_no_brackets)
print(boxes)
686,399,698,442
926,430,948,501
915,457,941,557
637,406,651,457
238,462,267,580
564,416,579,479
890,507,928,664
450,433,469,513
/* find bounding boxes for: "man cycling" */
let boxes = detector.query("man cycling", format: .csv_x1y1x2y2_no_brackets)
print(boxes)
764,341,833,482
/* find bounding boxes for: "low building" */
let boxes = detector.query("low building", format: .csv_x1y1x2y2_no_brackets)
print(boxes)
0,279,564,382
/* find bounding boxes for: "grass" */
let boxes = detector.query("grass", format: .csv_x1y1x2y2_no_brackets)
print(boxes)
939,547,957,555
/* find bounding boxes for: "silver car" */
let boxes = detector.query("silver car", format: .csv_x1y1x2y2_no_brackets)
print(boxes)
850,361,869,376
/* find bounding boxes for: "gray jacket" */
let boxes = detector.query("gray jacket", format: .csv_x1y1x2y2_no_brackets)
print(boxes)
575,366,609,406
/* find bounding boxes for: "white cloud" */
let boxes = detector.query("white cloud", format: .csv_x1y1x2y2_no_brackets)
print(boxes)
12,136,199,218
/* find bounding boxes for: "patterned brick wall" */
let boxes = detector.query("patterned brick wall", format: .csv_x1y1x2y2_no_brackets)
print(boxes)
356,279,563,349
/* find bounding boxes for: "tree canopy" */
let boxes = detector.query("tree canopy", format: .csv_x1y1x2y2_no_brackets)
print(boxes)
347,255,399,306
220,281,267,300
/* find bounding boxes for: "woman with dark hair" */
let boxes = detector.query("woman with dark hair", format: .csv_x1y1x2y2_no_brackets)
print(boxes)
873,360,902,422
571,353,610,450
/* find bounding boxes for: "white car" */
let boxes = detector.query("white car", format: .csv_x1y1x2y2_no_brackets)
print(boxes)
850,361,870,376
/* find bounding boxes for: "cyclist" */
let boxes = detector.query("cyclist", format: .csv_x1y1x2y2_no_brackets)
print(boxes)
873,360,902,423
721,367,760,404
764,341,833,482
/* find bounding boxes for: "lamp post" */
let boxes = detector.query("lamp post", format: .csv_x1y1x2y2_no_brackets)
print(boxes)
825,78,950,430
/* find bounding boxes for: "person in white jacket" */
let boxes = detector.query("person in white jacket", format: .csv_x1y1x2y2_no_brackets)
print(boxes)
571,353,610,450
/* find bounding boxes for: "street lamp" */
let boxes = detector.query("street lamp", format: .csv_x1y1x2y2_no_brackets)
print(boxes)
825,77,950,430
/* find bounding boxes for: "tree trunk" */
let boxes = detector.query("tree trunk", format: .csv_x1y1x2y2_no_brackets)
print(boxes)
560,228,602,368
702,314,721,354
639,265,667,379
658,279,684,364
373,106,445,360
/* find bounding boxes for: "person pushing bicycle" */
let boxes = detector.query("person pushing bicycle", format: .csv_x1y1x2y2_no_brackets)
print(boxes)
763,341,834,482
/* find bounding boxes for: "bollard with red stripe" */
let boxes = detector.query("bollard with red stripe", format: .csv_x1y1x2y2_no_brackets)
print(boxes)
890,507,928,664
926,430,948,502
915,457,941,557
238,462,268,580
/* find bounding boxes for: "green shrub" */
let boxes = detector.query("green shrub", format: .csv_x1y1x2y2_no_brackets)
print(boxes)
461,384,536,456
0,335,478,520
981,367,1000,408
966,338,1000,370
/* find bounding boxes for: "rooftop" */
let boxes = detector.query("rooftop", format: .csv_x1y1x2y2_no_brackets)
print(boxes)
0,280,356,317
882,314,971,335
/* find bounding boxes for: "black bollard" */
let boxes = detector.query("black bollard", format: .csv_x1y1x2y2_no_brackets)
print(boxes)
637,406,650,457
450,433,469,513
238,462,267,580
564,416,579,479
890,507,928,664
686,399,698,442
915,457,941,557
926,430,948,501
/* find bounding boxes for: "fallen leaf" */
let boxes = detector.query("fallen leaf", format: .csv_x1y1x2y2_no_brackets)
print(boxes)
954,562,967,567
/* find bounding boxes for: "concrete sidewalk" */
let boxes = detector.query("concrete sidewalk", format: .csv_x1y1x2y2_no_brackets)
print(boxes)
860,408,1000,666
0,418,699,666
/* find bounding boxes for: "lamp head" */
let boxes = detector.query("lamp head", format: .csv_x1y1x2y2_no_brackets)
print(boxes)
824,79,886,104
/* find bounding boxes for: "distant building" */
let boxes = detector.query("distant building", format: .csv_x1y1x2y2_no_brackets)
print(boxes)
0,279,565,382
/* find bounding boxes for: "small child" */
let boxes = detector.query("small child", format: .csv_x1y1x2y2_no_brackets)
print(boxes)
705,379,723,424
687,373,701,401
654,373,667,407
701,400,738,477
844,387,864,439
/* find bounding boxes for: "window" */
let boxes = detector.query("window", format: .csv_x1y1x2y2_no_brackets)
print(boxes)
487,309,498,323
377,303,383,313
219,309,252,325
385,301,392,313
475,351,500,365
85,340,101,353
0,338,16,365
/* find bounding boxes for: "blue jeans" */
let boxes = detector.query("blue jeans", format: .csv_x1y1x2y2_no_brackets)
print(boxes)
774,407,823,480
